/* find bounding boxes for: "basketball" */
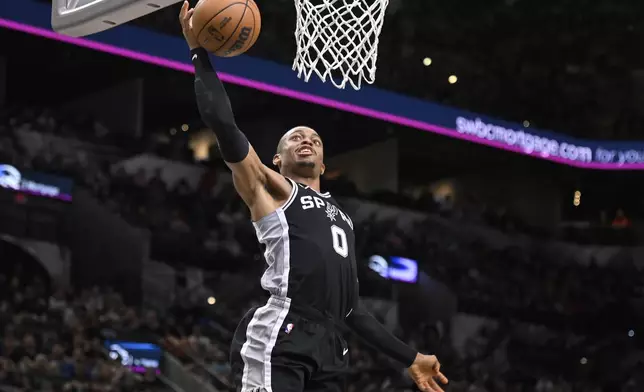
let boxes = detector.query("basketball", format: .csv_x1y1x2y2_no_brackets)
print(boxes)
191,0,261,57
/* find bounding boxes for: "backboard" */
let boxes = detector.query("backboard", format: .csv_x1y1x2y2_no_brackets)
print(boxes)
52,0,182,37
51,0,390,90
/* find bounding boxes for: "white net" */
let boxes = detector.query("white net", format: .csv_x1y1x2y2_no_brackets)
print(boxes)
293,0,390,90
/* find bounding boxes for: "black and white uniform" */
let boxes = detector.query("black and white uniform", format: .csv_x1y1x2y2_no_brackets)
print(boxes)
230,178,358,392
190,49,417,392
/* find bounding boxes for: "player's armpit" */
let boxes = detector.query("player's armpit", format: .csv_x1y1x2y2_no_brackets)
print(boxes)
229,149,292,220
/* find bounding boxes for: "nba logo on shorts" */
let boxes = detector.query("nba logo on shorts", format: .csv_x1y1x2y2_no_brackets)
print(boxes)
285,323,294,334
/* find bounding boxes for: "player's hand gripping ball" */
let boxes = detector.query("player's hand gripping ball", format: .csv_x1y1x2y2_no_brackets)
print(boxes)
190,0,261,57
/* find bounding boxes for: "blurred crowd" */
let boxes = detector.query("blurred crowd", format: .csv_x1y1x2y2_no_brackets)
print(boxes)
2,261,641,392
359,214,641,326
0,268,164,392
1,105,633,251
1,105,643,392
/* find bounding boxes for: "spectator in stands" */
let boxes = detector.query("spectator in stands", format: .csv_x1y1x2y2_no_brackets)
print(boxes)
612,208,631,228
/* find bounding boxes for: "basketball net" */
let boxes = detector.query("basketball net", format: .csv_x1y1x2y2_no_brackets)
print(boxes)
293,0,389,90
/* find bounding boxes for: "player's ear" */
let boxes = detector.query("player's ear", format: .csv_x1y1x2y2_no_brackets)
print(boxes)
320,162,326,176
273,153,281,168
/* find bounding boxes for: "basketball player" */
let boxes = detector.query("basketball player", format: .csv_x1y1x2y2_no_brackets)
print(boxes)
180,2,448,391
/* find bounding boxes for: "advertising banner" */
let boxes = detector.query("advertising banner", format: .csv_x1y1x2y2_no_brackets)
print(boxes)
368,254,418,284
0,164,73,201
105,341,162,374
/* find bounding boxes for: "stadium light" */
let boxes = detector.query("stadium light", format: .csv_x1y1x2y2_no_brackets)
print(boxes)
423,57,432,66
448,75,458,84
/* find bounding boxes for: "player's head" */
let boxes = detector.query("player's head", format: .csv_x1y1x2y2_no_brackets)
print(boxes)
273,126,325,178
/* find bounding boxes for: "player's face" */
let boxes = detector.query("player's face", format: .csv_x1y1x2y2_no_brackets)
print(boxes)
273,127,325,177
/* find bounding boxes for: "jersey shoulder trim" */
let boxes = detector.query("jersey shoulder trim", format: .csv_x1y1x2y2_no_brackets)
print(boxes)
282,177,299,210
300,184,331,198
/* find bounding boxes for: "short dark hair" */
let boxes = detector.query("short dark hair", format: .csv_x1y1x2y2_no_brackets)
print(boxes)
276,135,287,154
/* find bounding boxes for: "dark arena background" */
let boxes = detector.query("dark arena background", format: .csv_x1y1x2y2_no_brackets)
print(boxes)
1,0,644,391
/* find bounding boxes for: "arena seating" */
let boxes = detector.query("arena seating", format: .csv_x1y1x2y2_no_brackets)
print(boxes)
0,271,169,392
1,269,639,392
2,104,634,248
1,104,642,392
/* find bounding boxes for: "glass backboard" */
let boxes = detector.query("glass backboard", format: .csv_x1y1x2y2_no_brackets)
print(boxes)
52,0,182,37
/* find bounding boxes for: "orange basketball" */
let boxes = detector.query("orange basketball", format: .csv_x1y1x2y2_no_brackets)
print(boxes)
191,0,261,57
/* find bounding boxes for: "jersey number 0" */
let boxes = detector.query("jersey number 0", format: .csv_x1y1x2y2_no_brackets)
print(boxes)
331,225,348,258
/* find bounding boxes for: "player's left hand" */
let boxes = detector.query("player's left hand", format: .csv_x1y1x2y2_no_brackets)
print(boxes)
407,353,449,392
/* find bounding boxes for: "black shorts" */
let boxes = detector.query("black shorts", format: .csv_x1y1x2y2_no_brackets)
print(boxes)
229,296,349,392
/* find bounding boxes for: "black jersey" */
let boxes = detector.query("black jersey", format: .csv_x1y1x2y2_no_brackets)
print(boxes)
252,178,358,321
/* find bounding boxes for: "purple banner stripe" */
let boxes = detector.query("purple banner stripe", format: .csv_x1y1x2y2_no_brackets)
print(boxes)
20,189,73,202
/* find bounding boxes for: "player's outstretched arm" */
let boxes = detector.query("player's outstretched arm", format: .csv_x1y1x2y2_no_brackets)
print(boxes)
180,2,290,214
346,300,448,392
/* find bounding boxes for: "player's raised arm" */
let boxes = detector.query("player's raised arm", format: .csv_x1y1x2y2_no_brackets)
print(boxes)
179,2,290,216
